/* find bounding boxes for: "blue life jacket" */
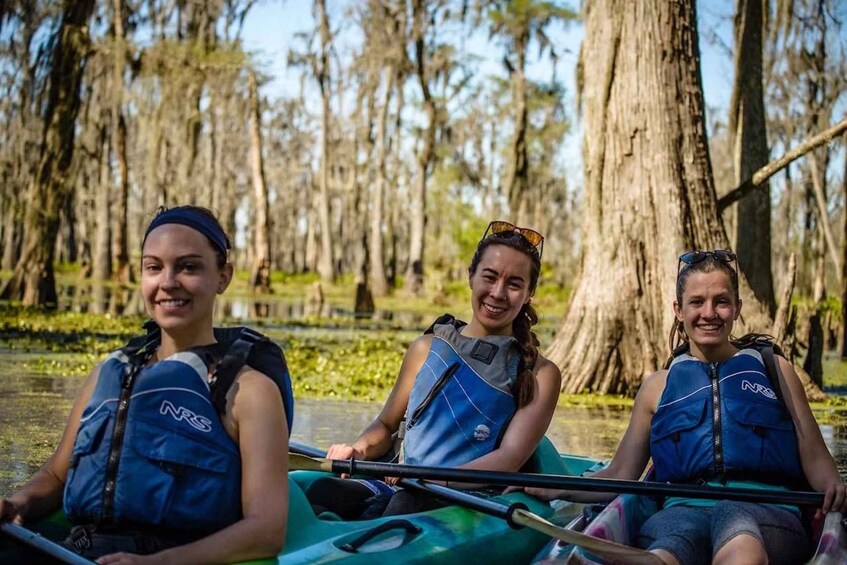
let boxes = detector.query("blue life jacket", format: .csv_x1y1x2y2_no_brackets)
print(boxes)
403,316,520,467
650,348,804,485
63,325,293,535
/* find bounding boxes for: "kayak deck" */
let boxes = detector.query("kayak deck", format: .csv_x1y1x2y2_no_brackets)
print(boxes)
1,439,603,564
283,442,603,563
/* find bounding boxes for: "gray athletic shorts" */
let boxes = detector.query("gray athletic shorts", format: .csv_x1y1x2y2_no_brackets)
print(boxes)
634,501,810,565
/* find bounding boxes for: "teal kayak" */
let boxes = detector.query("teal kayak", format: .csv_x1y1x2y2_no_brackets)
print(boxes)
1,438,602,564
282,437,602,564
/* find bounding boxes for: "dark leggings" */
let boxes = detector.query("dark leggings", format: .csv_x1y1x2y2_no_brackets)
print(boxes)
305,478,447,520
0,525,184,562
62,524,187,559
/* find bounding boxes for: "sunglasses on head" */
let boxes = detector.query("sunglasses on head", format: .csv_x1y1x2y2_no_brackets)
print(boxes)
677,249,737,276
482,221,544,259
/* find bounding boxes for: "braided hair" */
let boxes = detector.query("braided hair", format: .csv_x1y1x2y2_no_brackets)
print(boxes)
468,232,542,408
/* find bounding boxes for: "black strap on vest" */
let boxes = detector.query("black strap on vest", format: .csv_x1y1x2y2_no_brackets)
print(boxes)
423,313,465,335
122,322,270,416
759,345,784,404
208,327,271,415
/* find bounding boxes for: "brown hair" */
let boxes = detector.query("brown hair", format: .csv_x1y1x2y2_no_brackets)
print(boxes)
667,254,740,356
468,232,542,408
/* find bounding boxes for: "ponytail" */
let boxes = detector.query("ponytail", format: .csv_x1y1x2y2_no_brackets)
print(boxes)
512,302,540,408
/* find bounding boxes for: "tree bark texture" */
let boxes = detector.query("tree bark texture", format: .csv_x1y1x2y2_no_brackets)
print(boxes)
505,30,529,224
247,70,271,293
315,0,336,282
841,135,847,359
405,0,436,297
93,122,113,280
548,0,769,394
0,0,96,307
368,70,393,298
730,0,774,315
111,0,131,283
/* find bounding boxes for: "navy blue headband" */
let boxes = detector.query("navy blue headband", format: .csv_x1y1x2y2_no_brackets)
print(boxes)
142,208,230,258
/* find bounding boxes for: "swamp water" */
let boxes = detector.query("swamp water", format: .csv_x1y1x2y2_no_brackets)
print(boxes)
2,350,847,495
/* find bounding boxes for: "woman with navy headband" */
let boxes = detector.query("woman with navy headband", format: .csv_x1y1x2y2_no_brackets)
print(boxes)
0,206,293,563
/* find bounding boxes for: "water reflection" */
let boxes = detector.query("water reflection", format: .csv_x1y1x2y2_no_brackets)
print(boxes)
289,399,630,462
1,357,846,496
33,282,430,327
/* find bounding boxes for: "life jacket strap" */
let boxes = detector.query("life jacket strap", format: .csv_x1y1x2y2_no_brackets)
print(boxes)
209,328,269,415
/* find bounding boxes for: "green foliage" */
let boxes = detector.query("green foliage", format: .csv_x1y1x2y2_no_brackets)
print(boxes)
0,304,143,356
54,262,82,274
451,216,491,264
556,393,634,408
282,333,409,402
822,354,847,389
488,0,579,39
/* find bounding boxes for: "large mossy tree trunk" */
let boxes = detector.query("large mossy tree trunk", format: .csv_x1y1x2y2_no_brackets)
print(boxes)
548,0,770,394
0,0,96,307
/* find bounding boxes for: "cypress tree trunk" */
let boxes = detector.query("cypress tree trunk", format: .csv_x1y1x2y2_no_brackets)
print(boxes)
247,70,271,293
368,70,393,298
111,0,131,283
0,0,96,307
405,0,437,297
730,0,775,315
547,0,771,393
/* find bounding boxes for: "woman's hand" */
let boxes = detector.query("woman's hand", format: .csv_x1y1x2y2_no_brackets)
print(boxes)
97,552,169,565
0,498,24,524
818,481,847,518
326,444,363,461
504,486,566,501
326,444,363,479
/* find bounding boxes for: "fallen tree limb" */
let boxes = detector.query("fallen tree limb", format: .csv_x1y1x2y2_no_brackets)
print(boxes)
718,118,847,213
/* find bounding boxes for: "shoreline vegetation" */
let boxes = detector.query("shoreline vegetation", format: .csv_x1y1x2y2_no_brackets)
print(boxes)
1,270,846,417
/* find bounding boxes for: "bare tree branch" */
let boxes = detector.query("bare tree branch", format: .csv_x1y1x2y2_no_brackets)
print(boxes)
717,117,847,212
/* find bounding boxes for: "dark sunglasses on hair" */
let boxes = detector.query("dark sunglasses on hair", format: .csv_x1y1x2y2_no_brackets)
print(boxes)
677,249,737,276
483,220,544,259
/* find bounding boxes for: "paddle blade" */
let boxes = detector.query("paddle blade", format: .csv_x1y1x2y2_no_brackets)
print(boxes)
511,509,663,565
288,452,332,472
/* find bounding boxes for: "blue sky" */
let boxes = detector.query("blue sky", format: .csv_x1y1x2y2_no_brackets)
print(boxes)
240,1,737,106
236,1,749,188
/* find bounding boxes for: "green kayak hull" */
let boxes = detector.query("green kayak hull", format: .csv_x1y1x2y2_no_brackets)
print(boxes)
2,439,602,564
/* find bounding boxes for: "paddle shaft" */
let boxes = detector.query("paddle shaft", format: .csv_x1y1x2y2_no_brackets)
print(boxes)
1,523,95,565
322,458,823,506
290,442,663,563
392,476,663,564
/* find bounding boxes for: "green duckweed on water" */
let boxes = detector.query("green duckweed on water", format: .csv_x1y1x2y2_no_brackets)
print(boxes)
1,303,846,413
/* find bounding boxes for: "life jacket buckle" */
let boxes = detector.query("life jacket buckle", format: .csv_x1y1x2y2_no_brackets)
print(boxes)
69,525,93,552
239,327,269,344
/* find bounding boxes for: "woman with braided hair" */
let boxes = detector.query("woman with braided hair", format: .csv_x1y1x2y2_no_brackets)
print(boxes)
306,220,562,518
